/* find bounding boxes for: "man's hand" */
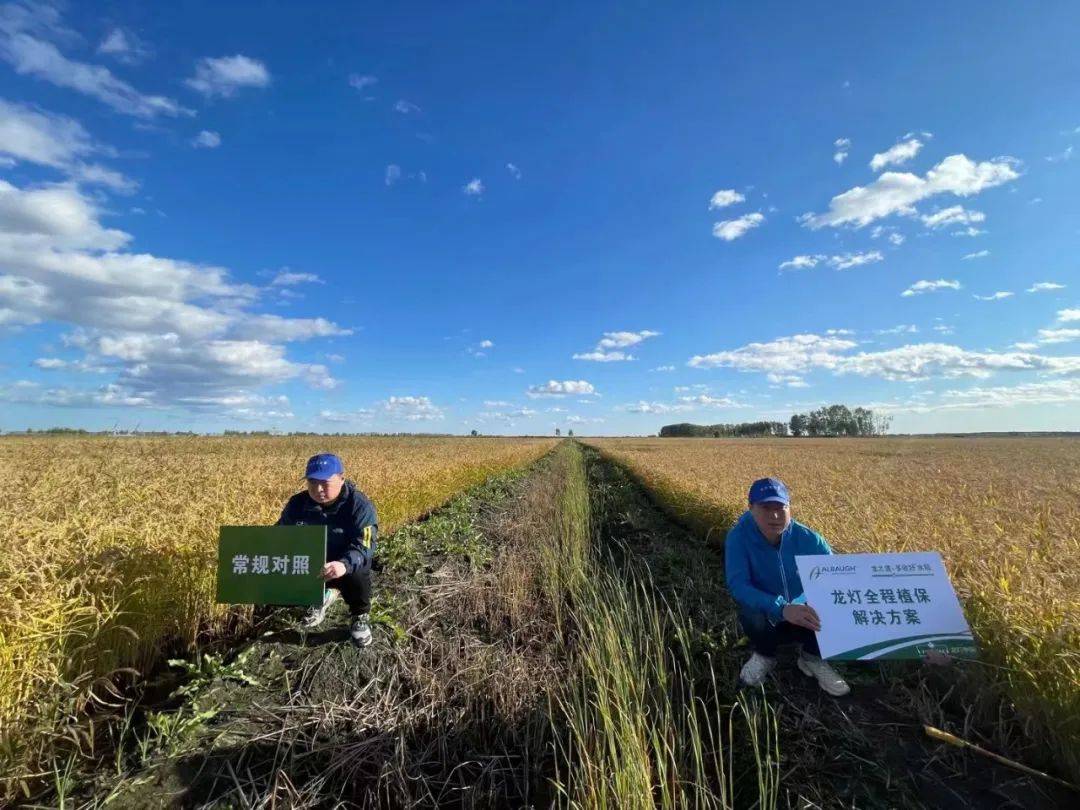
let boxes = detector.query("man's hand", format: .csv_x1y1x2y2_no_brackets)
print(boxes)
782,603,821,631
321,561,347,581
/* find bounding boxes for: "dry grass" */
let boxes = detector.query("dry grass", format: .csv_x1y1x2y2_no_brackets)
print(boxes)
586,436,1080,780
0,434,554,793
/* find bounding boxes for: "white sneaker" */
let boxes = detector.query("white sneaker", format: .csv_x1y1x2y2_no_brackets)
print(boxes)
301,588,339,628
739,652,777,687
350,613,372,647
797,652,850,696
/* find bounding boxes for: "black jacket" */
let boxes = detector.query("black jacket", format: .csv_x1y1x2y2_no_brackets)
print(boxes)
276,480,378,574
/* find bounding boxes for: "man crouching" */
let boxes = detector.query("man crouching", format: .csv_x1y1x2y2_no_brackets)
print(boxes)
278,453,377,647
725,477,849,695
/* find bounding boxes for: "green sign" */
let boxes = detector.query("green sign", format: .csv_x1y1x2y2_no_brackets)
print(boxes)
216,526,326,606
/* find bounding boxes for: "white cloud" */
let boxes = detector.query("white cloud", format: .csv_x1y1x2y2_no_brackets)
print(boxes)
678,393,743,407
527,379,596,398
712,212,764,241
689,334,857,374
0,38,186,120
0,176,346,411
837,344,1079,380
901,279,961,297
876,324,919,335
0,179,129,250
186,55,270,98
778,254,824,271
478,406,537,423
869,137,924,171
270,270,322,286
920,205,985,229
385,164,401,186
688,333,1080,382
778,251,882,271
483,400,512,407
900,379,1080,412
566,415,604,424
381,395,444,421
572,351,630,362
319,407,374,424
1036,328,1080,345
766,373,809,388
1059,308,1080,323
962,249,990,260
0,379,150,408
0,13,190,118
1046,145,1073,163
802,154,1019,229
829,250,883,270
71,163,137,194
463,178,484,196
574,329,660,362
0,98,136,191
348,73,377,91
479,339,494,349
708,189,745,209
1026,282,1064,293
506,162,522,179
191,129,221,149
33,356,106,373
833,137,850,165
650,365,675,372
97,28,150,64
235,315,349,342
623,400,686,414
973,291,1013,301
622,392,744,413
394,99,421,114
0,98,93,166
598,330,659,350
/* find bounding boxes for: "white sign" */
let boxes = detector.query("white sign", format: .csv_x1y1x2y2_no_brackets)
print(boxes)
795,551,976,661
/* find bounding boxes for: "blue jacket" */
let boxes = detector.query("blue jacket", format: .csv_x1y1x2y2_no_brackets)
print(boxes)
277,480,378,574
724,511,832,622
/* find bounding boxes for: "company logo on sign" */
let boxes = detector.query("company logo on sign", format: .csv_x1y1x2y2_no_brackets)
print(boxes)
808,563,857,581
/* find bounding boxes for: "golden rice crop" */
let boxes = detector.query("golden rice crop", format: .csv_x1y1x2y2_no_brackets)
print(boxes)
0,434,554,790
586,436,1080,780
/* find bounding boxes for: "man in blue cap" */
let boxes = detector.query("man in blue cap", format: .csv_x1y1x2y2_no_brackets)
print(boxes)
725,476,849,695
277,453,378,647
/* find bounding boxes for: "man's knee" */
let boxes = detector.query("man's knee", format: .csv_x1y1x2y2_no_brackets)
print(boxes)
738,609,773,638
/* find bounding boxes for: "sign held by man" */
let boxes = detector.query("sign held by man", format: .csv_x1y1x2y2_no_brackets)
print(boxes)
795,551,976,661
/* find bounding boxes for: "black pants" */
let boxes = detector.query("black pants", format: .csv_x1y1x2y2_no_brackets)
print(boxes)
328,567,372,615
739,609,820,657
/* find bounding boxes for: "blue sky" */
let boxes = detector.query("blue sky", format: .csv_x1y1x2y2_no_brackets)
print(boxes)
0,1,1077,435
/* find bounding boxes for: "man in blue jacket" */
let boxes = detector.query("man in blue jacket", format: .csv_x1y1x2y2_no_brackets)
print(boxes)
725,477,849,695
277,453,377,647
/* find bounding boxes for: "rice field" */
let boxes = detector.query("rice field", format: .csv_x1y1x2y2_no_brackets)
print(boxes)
0,434,555,789
585,436,1080,781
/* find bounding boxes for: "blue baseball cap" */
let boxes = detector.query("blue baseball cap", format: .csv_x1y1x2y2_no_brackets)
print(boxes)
748,477,790,506
305,453,344,480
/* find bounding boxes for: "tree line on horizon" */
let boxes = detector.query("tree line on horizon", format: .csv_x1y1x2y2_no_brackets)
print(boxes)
659,404,892,438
